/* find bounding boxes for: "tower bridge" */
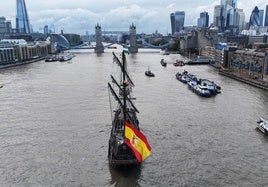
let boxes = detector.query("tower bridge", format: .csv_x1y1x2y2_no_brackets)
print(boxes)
140,39,169,49
92,23,170,52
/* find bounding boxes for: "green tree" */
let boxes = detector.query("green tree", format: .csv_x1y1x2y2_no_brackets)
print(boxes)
169,39,180,51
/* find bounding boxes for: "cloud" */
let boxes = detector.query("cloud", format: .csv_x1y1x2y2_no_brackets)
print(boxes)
1,0,268,35
29,4,171,34
30,8,100,34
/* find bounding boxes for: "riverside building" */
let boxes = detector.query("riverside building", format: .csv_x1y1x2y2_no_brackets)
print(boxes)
0,39,50,66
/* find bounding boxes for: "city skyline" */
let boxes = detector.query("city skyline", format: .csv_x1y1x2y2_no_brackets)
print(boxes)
0,0,267,35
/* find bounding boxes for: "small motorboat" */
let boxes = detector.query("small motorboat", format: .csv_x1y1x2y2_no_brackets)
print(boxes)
256,118,268,135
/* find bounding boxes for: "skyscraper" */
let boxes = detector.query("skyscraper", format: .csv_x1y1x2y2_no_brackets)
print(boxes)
259,9,264,26
248,6,261,29
16,0,31,33
265,5,268,26
214,5,225,31
0,17,7,34
198,12,209,28
170,13,175,34
218,0,237,31
234,8,245,33
174,11,185,33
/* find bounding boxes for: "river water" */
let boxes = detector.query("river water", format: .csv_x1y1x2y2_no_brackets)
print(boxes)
0,47,268,186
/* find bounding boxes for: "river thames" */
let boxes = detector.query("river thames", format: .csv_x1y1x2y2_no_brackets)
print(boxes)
0,47,268,186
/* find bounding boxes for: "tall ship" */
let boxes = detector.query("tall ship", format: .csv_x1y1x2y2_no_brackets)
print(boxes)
108,51,151,168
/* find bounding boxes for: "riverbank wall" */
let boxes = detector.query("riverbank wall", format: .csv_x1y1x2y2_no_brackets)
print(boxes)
219,69,268,91
0,57,44,69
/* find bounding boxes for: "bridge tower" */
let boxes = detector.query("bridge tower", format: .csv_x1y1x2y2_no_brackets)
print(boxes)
94,23,104,53
128,23,138,54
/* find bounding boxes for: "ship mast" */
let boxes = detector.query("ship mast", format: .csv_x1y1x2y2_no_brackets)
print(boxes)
122,51,127,122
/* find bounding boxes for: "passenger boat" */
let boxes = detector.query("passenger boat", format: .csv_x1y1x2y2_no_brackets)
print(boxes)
256,118,268,135
108,51,151,168
187,56,211,65
176,72,189,83
175,70,192,84
160,59,167,67
45,54,58,62
199,79,221,94
176,70,221,97
58,53,75,62
188,80,211,97
173,60,185,66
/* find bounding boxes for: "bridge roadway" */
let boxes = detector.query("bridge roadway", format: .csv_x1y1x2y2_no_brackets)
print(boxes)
70,41,169,50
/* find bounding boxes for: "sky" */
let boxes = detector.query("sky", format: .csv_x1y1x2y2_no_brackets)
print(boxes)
0,0,267,35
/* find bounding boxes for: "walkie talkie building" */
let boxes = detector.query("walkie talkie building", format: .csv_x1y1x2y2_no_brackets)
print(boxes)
16,0,31,33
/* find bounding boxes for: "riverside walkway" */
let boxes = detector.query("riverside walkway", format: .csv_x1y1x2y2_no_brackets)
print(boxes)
219,69,268,91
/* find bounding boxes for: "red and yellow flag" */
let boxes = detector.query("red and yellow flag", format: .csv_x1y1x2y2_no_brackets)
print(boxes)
124,121,152,163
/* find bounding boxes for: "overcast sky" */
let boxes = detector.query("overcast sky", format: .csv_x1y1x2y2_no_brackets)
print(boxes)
0,0,267,35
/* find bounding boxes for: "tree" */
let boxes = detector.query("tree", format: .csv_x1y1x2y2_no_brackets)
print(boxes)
168,38,180,51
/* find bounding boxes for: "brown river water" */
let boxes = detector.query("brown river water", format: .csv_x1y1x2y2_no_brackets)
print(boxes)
0,47,268,186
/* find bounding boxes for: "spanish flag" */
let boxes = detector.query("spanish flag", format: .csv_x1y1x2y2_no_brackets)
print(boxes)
125,121,152,163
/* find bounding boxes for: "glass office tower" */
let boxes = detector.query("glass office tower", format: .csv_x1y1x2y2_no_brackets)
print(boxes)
16,0,31,33
170,13,175,35
198,12,209,28
214,5,225,31
265,5,268,26
220,0,237,30
174,11,185,33
259,9,264,26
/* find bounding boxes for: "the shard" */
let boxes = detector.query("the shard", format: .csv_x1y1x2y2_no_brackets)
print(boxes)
16,0,31,33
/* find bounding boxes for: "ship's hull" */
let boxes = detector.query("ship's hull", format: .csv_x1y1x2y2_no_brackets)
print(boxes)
108,141,139,166
108,108,140,167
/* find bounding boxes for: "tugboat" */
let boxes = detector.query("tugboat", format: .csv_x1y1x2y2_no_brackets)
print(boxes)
145,67,155,77
108,51,151,168
160,59,167,67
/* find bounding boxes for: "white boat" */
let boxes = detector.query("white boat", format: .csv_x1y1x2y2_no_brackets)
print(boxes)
160,50,169,55
256,118,268,135
58,53,75,62
187,56,211,65
199,79,221,94
0,82,3,88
